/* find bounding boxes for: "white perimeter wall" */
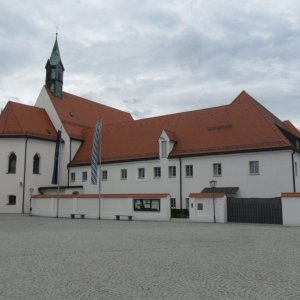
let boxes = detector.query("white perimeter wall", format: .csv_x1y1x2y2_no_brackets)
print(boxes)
282,194,300,226
189,196,227,223
32,195,171,221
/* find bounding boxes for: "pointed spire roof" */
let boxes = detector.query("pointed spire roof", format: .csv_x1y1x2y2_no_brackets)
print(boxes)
49,34,62,66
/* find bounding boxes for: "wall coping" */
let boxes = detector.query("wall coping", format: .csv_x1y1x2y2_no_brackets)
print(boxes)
189,192,225,198
32,193,170,199
281,192,300,198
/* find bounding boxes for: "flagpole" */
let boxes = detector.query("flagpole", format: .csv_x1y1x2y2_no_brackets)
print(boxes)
56,127,62,218
98,121,102,220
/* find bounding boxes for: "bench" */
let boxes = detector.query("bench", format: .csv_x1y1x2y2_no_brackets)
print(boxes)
70,213,85,219
115,215,133,221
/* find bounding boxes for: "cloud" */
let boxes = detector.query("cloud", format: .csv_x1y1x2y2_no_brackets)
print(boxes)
0,0,299,127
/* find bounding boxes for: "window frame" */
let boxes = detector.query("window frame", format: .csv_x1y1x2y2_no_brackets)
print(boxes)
161,141,167,158
185,165,193,177
133,199,160,212
70,172,76,182
249,161,259,175
7,195,16,205
8,153,17,174
102,170,108,181
213,163,222,177
33,154,40,174
197,203,203,210
168,166,176,178
154,167,161,179
170,198,176,208
121,169,127,180
137,167,146,180
82,171,87,182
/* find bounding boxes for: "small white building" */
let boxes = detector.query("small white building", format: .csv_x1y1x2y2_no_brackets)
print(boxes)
1,37,300,223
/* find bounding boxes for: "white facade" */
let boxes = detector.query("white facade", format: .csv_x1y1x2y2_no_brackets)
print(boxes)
69,149,299,210
0,138,56,213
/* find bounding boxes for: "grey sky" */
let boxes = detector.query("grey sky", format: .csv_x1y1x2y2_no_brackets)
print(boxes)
0,0,299,126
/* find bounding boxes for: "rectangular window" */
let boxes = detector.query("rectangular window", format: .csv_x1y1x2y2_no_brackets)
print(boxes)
161,141,167,158
186,198,189,209
170,198,176,208
154,167,161,178
169,166,176,178
7,195,16,205
71,172,76,182
138,167,145,179
82,171,87,182
121,169,127,180
197,203,203,210
185,165,193,177
213,163,222,176
134,199,160,212
102,170,108,181
249,161,259,175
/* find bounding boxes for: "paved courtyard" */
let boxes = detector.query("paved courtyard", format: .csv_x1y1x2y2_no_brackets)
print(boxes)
0,214,300,300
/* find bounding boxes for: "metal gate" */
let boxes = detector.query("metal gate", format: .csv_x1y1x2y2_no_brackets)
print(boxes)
227,197,282,224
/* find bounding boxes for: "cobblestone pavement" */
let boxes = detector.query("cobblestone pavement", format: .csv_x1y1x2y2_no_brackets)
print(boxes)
0,215,300,300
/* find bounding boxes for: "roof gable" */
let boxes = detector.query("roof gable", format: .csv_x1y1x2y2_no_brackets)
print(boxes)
0,101,57,140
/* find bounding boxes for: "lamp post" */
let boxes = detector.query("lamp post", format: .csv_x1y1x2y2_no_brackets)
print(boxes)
29,187,34,216
209,180,217,223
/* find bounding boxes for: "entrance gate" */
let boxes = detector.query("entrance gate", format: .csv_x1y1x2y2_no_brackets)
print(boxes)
227,197,282,224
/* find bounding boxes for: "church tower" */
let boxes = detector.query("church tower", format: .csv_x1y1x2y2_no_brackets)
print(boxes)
45,34,64,98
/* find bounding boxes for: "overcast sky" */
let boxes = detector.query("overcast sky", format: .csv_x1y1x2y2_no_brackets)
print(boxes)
0,0,299,126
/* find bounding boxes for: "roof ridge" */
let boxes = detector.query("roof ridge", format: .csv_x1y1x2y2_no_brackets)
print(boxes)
60,89,132,116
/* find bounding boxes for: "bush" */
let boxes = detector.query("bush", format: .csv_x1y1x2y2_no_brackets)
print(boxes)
171,209,189,218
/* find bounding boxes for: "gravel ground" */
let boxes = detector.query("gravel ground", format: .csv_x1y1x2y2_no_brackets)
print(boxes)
0,214,300,300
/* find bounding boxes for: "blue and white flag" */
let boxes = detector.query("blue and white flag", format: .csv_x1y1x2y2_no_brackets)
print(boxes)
91,121,102,184
52,130,62,185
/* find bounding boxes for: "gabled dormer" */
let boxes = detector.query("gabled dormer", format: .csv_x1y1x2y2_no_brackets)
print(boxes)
158,130,177,159
45,34,64,98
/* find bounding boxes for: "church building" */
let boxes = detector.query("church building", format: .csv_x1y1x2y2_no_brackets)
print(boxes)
1,37,300,222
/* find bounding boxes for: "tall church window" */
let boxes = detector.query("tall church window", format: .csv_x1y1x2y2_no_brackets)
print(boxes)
33,154,40,174
8,153,16,174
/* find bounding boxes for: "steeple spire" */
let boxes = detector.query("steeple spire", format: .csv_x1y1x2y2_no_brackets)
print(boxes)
45,34,64,98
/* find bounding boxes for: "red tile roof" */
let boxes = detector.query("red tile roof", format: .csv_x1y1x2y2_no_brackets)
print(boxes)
0,101,57,140
282,120,300,139
46,87,133,139
70,91,299,165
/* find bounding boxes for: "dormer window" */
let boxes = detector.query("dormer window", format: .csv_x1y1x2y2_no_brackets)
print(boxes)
158,130,177,159
161,141,167,158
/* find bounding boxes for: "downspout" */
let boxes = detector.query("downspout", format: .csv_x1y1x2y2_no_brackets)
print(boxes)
68,138,71,186
292,150,296,192
179,157,182,210
22,137,29,214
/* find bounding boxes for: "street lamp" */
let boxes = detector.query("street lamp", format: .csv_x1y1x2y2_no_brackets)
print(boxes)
29,187,34,216
209,180,217,223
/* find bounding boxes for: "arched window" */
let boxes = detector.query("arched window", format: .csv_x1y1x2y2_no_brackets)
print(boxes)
8,153,16,174
33,154,40,174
